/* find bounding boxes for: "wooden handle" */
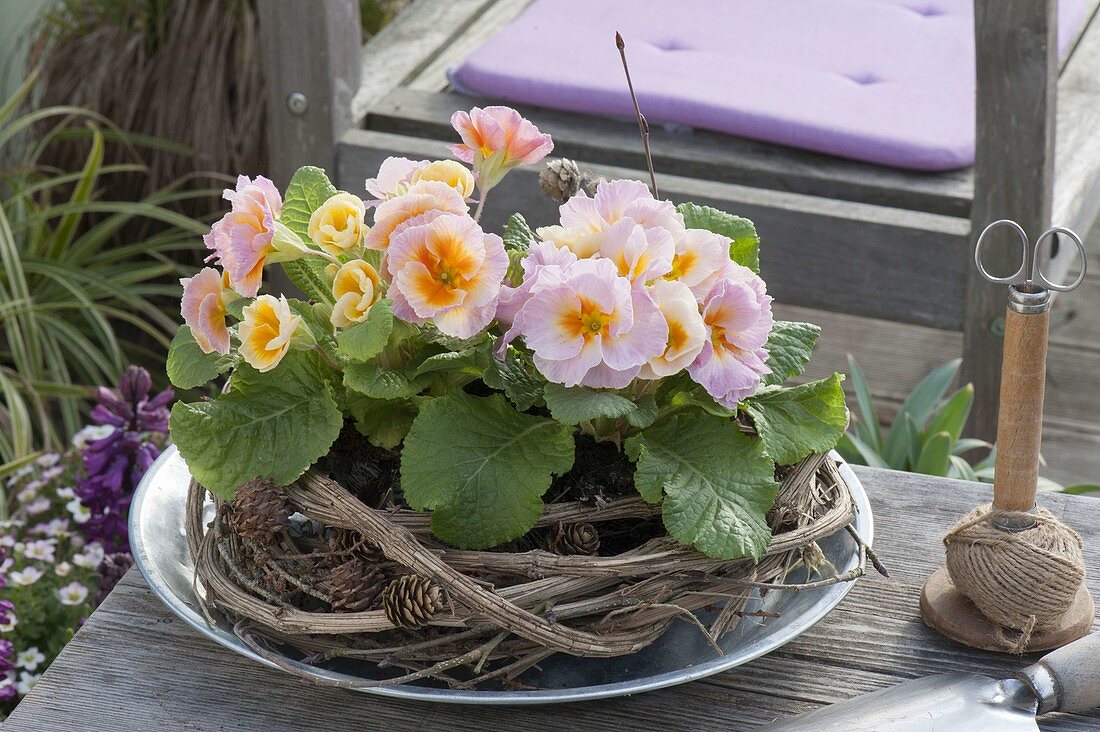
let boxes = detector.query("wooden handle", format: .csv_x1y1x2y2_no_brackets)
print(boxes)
1022,632,1100,714
993,305,1049,512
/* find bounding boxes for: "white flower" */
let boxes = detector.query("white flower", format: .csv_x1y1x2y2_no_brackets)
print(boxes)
57,581,89,606
16,485,38,504
15,647,45,672
0,557,12,573
36,453,60,468
66,498,91,524
16,671,40,695
0,535,13,549
41,466,63,481
72,543,104,569
25,498,50,515
54,561,72,577
22,540,56,563
10,567,44,586
39,518,69,537
71,424,114,450
0,615,18,632
55,487,75,500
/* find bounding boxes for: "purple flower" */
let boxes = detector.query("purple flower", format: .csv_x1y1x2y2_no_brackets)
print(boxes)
75,366,172,553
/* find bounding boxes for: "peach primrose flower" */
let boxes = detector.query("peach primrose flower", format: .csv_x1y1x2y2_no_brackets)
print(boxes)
688,267,774,408
638,279,707,379
412,160,476,199
387,213,508,338
365,180,468,253
365,157,427,202
330,260,382,328
239,295,303,373
669,228,732,298
180,267,237,355
496,241,578,326
308,193,367,257
514,258,668,388
203,175,282,297
599,219,675,283
536,179,684,259
450,106,553,190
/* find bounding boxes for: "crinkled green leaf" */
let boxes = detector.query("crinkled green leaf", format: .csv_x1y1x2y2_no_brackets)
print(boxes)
502,212,535,251
677,202,760,273
483,348,546,411
762,321,820,386
625,413,777,560
543,384,637,425
169,351,342,499
278,166,337,302
625,394,658,429
344,362,430,400
346,393,419,449
401,395,575,548
415,345,489,377
916,431,952,477
743,373,849,466
166,326,233,390
337,299,394,362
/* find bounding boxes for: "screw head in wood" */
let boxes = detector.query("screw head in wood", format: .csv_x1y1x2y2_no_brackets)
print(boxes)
286,92,308,116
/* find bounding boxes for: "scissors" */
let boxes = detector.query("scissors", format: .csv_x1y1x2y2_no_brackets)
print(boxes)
974,219,1088,293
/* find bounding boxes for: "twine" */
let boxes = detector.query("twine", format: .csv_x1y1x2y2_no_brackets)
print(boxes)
944,504,1085,652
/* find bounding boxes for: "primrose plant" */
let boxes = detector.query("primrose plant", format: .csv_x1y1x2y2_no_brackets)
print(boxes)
167,105,850,562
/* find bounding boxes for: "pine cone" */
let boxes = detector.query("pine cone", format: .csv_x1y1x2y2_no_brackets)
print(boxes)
228,478,290,545
539,158,582,202
559,523,600,556
382,574,444,629
327,559,383,612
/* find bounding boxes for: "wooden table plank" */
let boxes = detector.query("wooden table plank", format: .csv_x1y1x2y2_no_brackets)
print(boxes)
6,468,1100,731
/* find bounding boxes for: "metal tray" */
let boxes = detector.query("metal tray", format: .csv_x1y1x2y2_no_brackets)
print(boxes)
130,446,873,705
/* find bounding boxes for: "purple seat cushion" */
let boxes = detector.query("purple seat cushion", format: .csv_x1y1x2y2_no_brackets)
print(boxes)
451,0,1086,171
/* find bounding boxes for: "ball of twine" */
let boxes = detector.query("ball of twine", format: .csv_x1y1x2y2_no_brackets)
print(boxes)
945,504,1085,649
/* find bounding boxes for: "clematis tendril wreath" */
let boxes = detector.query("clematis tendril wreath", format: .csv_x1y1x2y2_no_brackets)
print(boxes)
166,105,863,686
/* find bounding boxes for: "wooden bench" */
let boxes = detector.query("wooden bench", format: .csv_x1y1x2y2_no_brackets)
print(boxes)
7,468,1100,729
256,0,1100,440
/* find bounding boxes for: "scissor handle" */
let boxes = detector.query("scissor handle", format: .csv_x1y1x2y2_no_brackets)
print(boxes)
974,219,1087,292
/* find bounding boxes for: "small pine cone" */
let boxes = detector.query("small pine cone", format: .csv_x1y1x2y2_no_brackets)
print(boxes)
559,523,600,556
228,479,290,545
539,158,582,202
382,574,444,629
327,559,383,612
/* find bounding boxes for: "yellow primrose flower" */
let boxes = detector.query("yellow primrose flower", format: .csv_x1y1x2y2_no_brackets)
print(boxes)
330,259,382,328
308,192,367,257
239,294,303,372
412,160,476,199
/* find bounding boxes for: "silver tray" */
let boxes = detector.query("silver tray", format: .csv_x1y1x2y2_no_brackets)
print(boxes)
131,446,873,704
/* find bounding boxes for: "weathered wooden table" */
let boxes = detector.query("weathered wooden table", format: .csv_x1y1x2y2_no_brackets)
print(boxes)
6,468,1100,731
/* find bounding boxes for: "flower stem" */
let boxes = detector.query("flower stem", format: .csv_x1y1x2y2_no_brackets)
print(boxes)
615,32,659,199
473,193,488,222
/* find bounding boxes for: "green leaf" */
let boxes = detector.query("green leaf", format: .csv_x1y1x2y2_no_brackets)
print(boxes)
166,326,233,389
502,213,535,251
899,359,961,430
401,395,575,548
414,346,489,377
923,384,973,444
506,248,526,286
346,393,419,449
625,394,658,429
336,300,394,362
543,384,637,425
169,351,342,499
625,413,778,559
1062,484,1100,496
344,362,430,400
677,202,760,273
915,431,952,476
846,355,882,454
948,455,978,482
483,348,546,411
837,432,889,469
278,166,337,302
953,437,992,456
903,413,922,471
743,374,849,466
762,321,820,386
